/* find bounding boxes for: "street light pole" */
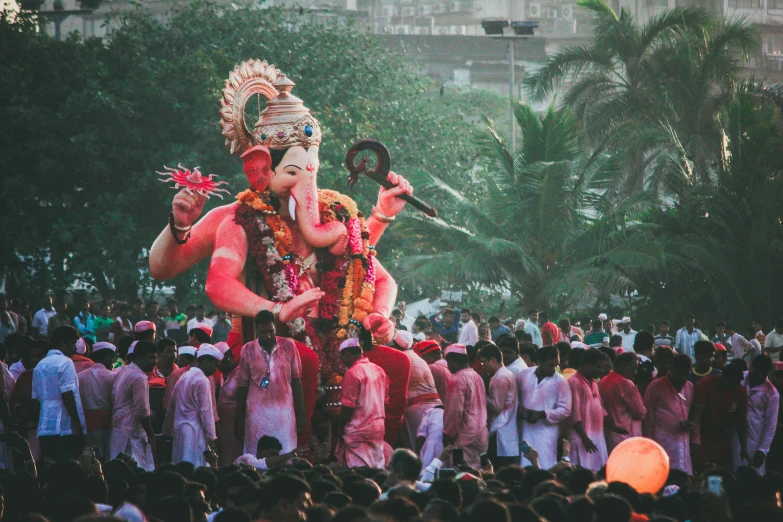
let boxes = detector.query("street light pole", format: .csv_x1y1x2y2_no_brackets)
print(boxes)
481,20,537,156
508,38,515,154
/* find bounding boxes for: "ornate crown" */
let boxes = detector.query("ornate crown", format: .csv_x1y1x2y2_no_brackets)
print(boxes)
219,59,322,155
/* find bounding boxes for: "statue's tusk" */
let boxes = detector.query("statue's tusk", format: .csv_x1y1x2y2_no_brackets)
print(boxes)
289,196,297,222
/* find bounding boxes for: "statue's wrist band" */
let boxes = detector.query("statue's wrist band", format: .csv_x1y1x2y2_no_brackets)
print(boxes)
169,212,191,245
371,207,395,223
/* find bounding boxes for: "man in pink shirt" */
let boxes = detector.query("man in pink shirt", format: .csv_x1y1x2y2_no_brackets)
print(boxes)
337,337,389,468
599,352,646,452
643,353,699,474
566,349,611,471
393,331,441,448
732,354,780,474
414,340,451,403
479,343,518,468
442,344,488,469
235,311,306,455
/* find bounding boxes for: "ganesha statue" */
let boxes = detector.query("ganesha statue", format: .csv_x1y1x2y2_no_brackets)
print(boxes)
148,59,412,381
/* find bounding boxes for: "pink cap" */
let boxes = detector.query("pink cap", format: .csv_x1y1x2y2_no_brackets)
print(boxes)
443,344,467,356
192,323,213,337
215,342,231,355
134,320,156,333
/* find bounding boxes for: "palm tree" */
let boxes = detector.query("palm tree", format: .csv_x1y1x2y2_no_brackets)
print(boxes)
524,0,754,195
398,102,674,310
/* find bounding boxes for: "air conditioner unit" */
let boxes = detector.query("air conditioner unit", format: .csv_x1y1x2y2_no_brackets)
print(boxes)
395,25,410,34
449,25,466,35
412,26,429,35
449,1,461,13
560,4,573,20
528,3,541,18
434,3,446,13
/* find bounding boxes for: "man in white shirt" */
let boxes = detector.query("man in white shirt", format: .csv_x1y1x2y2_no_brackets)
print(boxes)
618,317,637,352
457,308,478,347
675,314,703,360
110,340,159,470
234,435,303,470
523,309,543,347
79,341,118,459
164,344,223,467
725,324,755,363
186,304,214,334
764,319,783,362
32,326,86,461
31,296,58,339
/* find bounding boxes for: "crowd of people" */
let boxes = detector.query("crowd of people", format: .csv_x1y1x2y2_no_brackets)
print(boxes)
0,293,782,522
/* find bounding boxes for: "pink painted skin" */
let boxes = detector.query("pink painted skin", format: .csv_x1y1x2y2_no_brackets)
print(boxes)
149,144,411,342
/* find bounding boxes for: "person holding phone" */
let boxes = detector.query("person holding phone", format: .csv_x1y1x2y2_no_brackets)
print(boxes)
235,311,307,457
517,345,572,469
442,344,488,469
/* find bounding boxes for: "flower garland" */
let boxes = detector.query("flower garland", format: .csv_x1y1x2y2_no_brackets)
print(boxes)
234,188,376,383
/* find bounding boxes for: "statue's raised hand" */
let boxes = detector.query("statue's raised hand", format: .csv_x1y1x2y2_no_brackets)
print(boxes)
363,312,394,345
172,189,207,228
279,288,325,323
376,172,413,219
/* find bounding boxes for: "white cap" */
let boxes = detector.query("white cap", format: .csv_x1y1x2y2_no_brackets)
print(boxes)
598,313,608,321
76,338,87,355
127,341,138,355
215,342,231,355
394,330,414,350
197,343,224,361
93,342,117,353
179,345,197,357
339,338,360,352
571,341,588,350
611,319,621,325
621,316,631,324
444,344,467,356
514,319,526,331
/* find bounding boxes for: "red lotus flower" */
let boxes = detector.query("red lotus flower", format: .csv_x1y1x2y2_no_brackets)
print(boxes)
158,164,231,199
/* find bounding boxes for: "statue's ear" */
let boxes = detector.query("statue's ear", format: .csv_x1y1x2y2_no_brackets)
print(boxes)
241,145,272,190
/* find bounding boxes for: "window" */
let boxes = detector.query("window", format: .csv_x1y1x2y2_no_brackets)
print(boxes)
769,0,783,9
727,0,761,8
647,0,668,8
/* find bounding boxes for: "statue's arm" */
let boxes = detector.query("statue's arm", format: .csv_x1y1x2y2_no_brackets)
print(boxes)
204,215,272,317
149,198,238,280
366,171,413,247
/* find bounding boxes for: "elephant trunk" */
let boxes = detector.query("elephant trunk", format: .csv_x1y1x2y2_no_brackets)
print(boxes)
289,173,346,251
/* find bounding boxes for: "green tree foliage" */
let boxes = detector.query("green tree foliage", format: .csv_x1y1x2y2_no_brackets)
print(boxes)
0,1,504,302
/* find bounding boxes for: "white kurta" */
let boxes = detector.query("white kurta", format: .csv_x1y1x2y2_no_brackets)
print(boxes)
32,349,86,437
110,363,154,471
416,406,444,468
402,349,441,447
164,367,216,467
517,368,572,469
487,366,519,456
731,375,780,475
237,337,302,454
79,364,116,458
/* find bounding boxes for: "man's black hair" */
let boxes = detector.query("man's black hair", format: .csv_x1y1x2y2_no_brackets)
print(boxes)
255,310,275,325
388,449,422,482
478,344,503,363
134,340,158,358
51,326,79,347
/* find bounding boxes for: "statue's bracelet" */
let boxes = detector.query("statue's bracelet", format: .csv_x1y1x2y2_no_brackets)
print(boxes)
272,302,283,320
168,212,191,245
371,207,395,223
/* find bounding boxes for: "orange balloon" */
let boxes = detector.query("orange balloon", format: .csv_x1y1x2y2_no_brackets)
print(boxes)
606,437,670,494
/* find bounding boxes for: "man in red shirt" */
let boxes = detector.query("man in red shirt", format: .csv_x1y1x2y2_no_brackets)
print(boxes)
693,362,749,471
293,340,319,454
359,328,411,446
539,312,559,347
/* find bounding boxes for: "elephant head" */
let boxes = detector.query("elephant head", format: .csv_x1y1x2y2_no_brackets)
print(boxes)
241,143,347,254
222,63,348,254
